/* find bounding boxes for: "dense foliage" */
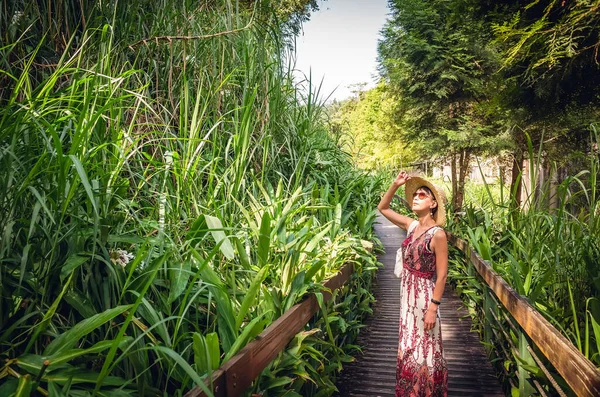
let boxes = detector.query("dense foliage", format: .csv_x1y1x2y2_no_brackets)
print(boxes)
0,1,384,396
328,84,417,170
356,0,600,209
330,0,600,395
445,136,600,395
376,0,509,209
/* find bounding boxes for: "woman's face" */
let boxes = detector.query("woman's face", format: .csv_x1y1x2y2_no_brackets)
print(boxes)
412,188,437,212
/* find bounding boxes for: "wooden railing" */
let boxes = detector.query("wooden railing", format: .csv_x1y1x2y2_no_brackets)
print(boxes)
449,234,600,397
184,263,355,397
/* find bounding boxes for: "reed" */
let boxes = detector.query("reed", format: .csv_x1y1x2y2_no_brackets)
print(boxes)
0,1,382,395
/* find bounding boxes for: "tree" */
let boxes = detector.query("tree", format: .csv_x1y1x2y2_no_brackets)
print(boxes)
490,0,600,209
329,83,417,170
243,0,322,35
378,0,506,210
494,0,600,87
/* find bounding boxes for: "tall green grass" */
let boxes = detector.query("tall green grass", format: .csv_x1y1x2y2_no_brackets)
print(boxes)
446,129,600,394
0,2,382,396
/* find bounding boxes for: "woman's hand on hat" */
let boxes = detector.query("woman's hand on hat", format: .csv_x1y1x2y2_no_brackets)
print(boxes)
393,171,411,187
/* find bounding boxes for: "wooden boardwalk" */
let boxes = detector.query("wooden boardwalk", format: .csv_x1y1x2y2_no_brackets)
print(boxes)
334,215,504,396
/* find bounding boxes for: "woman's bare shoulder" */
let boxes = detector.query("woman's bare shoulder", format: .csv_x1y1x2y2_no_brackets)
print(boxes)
431,228,448,244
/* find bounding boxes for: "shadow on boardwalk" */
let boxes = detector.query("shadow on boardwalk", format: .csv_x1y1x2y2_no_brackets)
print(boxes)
334,215,503,397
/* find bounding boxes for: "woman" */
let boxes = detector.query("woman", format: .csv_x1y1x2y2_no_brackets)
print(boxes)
377,171,449,397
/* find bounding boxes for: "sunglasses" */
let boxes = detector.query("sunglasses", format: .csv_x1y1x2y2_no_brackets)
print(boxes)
412,191,435,200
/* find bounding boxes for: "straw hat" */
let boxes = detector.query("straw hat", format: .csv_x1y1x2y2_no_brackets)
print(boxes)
404,176,447,226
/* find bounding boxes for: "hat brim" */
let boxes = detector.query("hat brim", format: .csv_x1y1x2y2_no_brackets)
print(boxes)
404,176,447,226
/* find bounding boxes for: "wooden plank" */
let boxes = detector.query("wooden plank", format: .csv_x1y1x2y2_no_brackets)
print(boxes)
448,233,600,397
185,263,354,397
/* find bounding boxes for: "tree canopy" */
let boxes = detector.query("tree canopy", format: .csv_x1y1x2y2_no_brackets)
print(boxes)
371,0,600,209
377,0,508,208
329,83,417,170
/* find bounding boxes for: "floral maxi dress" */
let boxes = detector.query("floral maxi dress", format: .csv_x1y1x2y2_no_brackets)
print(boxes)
396,221,448,397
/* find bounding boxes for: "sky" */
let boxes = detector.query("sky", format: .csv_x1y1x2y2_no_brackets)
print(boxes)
293,0,390,102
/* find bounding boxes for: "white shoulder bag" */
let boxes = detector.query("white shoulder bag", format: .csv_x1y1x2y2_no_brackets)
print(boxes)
394,221,418,278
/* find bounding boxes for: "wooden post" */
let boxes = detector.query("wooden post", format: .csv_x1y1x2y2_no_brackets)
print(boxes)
482,287,494,347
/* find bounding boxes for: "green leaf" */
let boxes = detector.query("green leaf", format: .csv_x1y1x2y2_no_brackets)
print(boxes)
305,259,327,282
168,260,191,304
193,332,220,374
69,154,98,216
134,295,171,346
204,215,235,259
92,389,132,397
257,211,271,267
43,368,125,386
518,363,543,377
47,382,68,397
304,223,332,254
236,266,269,329
315,292,334,343
0,379,18,396
0,311,40,346
523,266,533,296
13,375,32,397
193,332,209,374
19,338,132,373
63,289,97,318
205,332,220,370
589,310,600,356
234,236,251,269
194,249,236,352
151,346,213,395
280,392,303,397
16,354,53,374
504,251,525,295
53,339,131,367
186,215,208,245
224,311,270,362
283,271,307,312
263,376,293,389
19,244,31,289
27,186,55,225
25,273,75,354
568,280,582,351
94,250,166,392
60,254,88,281
44,305,131,356
332,203,342,237
107,235,145,244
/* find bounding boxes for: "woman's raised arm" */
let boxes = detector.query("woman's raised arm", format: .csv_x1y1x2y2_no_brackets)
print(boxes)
377,171,415,230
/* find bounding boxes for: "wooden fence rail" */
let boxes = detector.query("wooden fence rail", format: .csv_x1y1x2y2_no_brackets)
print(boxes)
448,234,600,397
184,263,355,397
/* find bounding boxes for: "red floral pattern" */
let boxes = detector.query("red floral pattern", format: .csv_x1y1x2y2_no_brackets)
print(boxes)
396,221,448,397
